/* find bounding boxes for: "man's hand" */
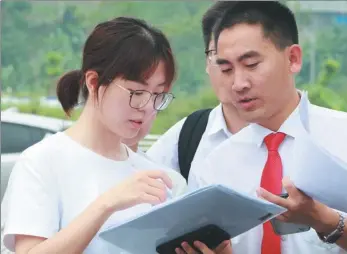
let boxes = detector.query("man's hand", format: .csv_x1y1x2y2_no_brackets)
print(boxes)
257,176,339,232
175,240,232,254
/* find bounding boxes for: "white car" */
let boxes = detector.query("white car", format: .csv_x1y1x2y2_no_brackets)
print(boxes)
1,109,73,201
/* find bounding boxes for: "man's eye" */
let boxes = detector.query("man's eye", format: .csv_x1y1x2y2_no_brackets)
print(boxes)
221,68,232,73
246,62,259,68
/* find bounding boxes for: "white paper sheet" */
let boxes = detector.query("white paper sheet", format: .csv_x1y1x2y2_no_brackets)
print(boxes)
291,134,347,212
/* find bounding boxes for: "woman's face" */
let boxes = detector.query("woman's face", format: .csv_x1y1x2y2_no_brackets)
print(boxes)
96,61,168,140
122,111,157,148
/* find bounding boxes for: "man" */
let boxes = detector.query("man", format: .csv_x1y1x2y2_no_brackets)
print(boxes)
147,1,248,177
188,1,347,254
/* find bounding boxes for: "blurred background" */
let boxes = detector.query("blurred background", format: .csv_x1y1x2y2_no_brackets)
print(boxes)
1,1,347,132
1,1,347,149
0,1,347,252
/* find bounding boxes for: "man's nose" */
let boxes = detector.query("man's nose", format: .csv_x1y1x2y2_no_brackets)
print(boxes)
232,70,251,92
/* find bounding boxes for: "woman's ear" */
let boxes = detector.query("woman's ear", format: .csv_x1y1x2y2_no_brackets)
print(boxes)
85,70,99,96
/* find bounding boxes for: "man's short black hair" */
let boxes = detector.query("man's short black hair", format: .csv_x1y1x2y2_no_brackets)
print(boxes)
201,1,238,51
213,1,299,51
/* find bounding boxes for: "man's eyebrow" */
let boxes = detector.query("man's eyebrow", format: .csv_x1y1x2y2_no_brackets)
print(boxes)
216,50,261,65
216,58,230,65
237,50,261,62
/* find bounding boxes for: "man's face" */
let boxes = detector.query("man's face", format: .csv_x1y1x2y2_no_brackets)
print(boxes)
214,23,302,124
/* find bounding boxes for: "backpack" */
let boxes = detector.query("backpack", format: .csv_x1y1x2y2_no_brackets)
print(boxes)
178,108,212,181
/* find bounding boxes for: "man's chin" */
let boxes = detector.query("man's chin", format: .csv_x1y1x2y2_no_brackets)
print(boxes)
238,109,264,123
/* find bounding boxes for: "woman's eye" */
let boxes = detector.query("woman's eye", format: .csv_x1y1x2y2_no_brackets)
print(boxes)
132,91,144,96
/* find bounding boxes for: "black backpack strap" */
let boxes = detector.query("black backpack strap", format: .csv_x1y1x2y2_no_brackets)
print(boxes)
178,108,212,181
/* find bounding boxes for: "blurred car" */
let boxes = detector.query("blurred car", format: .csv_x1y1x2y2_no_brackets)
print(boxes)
1,109,73,202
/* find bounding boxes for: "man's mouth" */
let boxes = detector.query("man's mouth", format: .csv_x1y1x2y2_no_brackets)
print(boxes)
238,98,258,110
239,98,255,103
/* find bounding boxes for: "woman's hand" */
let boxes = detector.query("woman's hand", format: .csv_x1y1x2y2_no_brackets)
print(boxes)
98,170,173,213
175,240,232,254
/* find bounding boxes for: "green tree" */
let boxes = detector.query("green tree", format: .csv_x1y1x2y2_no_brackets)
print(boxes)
41,51,64,96
303,59,346,111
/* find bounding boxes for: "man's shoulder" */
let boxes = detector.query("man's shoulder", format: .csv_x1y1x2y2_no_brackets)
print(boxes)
146,107,218,168
310,104,347,122
309,105,347,161
150,106,218,145
309,104,347,139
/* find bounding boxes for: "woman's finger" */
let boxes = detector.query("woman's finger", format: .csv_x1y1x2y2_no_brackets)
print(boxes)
194,241,214,254
181,241,198,254
140,193,162,205
147,178,167,191
144,186,167,203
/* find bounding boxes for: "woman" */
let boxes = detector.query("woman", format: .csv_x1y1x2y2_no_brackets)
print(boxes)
2,17,180,254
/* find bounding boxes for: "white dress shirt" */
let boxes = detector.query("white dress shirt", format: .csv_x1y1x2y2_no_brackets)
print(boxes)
147,103,232,172
189,92,347,254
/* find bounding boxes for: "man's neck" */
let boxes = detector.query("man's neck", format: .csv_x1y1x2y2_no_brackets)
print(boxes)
222,105,249,134
259,91,301,132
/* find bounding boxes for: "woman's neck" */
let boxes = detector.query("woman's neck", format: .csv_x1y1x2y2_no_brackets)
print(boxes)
128,143,139,153
65,106,128,161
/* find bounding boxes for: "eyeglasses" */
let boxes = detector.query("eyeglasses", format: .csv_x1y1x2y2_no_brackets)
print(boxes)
205,49,218,66
116,83,175,111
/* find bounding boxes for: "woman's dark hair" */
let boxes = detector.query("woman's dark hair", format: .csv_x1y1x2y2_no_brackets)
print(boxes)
56,17,176,115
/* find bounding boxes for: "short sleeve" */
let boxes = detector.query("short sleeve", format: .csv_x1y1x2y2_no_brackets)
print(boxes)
2,149,60,252
146,118,186,171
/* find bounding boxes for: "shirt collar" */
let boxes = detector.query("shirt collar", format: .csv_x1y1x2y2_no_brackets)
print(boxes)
230,90,311,147
207,103,232,138
278,90,310,139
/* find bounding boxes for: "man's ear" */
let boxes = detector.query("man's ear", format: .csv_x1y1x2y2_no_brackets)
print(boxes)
287,44,302,74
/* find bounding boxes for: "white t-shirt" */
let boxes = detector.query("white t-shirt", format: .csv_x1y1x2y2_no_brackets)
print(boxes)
2,132,187,253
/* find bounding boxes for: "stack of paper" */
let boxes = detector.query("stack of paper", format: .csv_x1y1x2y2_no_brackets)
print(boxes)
291,134,347,213
99,184,286,254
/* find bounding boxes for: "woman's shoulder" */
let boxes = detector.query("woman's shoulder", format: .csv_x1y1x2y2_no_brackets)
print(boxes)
21,132,66,157
14,132,70,172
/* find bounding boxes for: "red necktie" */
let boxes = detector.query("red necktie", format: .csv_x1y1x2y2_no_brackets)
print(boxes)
260,132,286,254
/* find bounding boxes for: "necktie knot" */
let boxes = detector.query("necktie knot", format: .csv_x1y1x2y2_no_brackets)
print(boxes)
264,132,286,151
